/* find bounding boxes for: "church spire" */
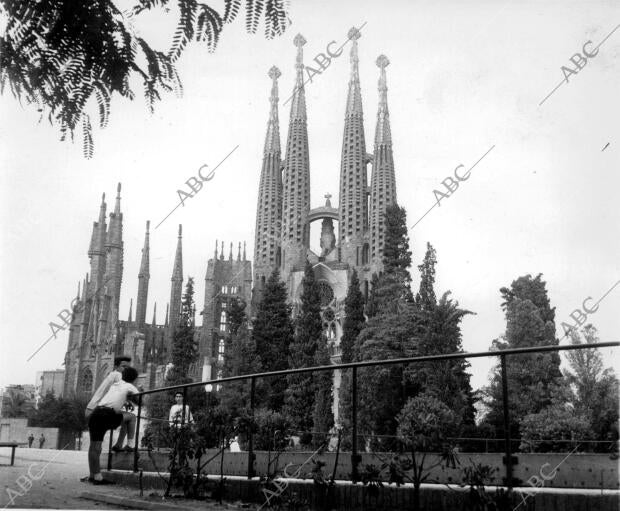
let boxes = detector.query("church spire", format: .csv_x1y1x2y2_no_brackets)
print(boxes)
152,302,157,326
128,298,133,323
168,225,183,339
264,66,281,154
369,55,397,268
253,66,283,299
345,27,363,115
136,220,150,328
281,34,311,281
338,27,368,268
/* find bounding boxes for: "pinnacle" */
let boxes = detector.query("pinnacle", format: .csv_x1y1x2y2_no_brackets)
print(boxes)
294,33,306,47
348,27,361,41
376,54,390,69
269,66,281,80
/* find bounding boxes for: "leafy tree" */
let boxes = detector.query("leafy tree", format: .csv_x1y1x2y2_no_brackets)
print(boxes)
404,291,475,424
251,268,294,411
29,392,59,424
3,392,31,418
482,274,563,440
565,325,619,448
30,392,88,441
0,0,290,157
283,261,321,443
340,269,365,364
396,392,460,511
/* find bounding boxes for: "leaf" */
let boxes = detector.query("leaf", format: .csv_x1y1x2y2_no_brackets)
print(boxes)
169,0,197,62
82,113,93,159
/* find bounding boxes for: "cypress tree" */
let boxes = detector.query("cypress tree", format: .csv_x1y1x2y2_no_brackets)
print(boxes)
341,269,365,364
145,278,200,445
338,269,366,446
482,274,563,439
355,205,416,448
283,261,322,442
415,242,437,310
251,268,294,411
312,333,334,447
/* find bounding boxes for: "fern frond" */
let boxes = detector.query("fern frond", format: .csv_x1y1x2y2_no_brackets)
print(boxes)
223,0,241,24
245,0,264,35
264,0,288,39
169,0,197,62
195,3,223,52
94,84,111,128
82,113,93,159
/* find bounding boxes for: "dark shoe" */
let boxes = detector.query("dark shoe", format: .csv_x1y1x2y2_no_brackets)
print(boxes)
92,478,115,485
123,446,134,452
111,445,123,453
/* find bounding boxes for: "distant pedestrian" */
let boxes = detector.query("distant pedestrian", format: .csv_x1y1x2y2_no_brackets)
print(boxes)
39,434,45,448
28,433,34,448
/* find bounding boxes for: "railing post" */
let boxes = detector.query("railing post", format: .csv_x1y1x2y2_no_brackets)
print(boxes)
133,394,142,472
247,376,256,479
107,428,113,471
182,387,187,426
351,365,359,483
500,354,513,488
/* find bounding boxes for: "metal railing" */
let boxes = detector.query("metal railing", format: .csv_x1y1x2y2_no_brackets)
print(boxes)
114,341,619,488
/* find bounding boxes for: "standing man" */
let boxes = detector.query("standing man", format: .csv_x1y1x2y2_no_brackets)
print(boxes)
39,433,45,448
28,433,34,448
86,356,136,451
85,367,140,485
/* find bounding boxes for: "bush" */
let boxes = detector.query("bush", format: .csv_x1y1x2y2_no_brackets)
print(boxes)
519,405,592,452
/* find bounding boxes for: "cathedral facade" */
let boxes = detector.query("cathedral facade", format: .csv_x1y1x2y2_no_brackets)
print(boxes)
253,28,397,361
63,29,398,416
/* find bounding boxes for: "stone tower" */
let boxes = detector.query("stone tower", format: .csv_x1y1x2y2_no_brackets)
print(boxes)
280,34,311,285
253,66,283,303
167,224,183,344
135,221,150,328
369,55,397,271
201,241,252,382
64,184,124,398
338,27,370,273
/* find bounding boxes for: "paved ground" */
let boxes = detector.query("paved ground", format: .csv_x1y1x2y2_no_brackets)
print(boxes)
0,447,124,509
0,447,254,510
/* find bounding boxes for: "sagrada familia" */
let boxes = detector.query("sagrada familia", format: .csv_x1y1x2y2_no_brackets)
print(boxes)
63,29,398,419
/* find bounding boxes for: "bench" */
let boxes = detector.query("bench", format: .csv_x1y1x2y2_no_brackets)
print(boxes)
0,442,26,466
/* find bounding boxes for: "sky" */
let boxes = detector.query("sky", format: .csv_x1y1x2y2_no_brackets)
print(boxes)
0,0,619,394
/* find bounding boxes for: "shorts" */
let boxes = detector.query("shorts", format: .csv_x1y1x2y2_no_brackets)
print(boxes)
88,407,123,442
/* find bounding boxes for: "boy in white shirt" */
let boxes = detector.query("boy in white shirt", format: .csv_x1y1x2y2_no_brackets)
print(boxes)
168,392,194,428
85,367,140,485
85,356,136,452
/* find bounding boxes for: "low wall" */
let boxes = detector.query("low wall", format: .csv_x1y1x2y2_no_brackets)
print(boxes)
0,418,58,449
102,469,620,511
104,449,619,489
